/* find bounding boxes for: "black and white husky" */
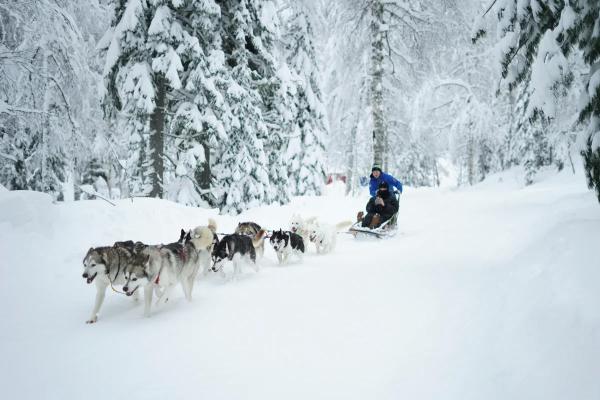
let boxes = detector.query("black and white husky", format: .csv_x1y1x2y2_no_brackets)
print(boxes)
269,229,305,265
212,231,266,279
235,221,264,258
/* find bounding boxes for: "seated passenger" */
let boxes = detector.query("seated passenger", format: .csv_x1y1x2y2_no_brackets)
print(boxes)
358,182,399,229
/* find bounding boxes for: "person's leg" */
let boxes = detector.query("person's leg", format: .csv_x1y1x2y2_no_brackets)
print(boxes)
369,213,381,229
362,213,374,227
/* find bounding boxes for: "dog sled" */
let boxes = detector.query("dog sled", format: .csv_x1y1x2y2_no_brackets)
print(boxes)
348,192,400,239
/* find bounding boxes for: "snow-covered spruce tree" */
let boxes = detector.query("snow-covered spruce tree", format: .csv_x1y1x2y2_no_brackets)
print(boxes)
248,1,296,205
162,1,226,207
476,0,600,201
102,0,156,197
283,7,327,196
214,0,272,214
103,0,194,199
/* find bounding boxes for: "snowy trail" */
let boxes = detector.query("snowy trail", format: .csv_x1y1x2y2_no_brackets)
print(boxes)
1,169,599,400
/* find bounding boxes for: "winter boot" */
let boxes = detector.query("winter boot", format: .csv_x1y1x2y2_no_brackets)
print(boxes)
369,213,381,229
357,211,364,223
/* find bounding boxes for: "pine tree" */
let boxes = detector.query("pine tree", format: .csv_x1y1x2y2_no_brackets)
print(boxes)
284,8,327,196
213,0,273,213
103,0,192,198
164,1,224,206
476,0,600,201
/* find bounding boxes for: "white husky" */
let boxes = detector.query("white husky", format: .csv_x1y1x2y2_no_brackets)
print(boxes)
191,217,218,276
289,214,318,241
307,221,352,254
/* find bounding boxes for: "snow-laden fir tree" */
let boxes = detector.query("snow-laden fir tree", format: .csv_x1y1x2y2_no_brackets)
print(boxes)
162,1,226,207
476,0,600,201
283,7,327,196
213,0,273,214
102,0,159,197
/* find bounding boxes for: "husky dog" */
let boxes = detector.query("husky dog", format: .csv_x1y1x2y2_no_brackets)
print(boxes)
308,221,352,254
212,230,266,279
235,221,264,258
82,243,148,324
122,229,205,317
289,214,318,241
269,229,305,265
191,218,219,276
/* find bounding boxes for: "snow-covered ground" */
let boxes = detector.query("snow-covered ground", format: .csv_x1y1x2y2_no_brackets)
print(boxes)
1,167,599,400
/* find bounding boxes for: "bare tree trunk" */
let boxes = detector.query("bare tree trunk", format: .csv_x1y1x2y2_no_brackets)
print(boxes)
346,123,358,195
149,74,165,198
370,0,386,167
467,132,475,186
197,144,213,205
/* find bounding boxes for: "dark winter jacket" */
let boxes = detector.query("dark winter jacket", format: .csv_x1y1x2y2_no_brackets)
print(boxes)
365,191,399,220
369,172,403,197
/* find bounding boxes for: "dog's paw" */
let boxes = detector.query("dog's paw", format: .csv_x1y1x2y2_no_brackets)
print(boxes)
86,316,98,324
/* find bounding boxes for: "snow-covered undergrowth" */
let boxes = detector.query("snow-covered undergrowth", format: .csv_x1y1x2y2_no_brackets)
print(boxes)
1,167,598,400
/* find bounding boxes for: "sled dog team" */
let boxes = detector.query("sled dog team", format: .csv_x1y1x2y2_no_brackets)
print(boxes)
82,215,351,323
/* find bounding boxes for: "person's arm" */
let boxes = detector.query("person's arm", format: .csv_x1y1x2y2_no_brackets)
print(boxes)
366,197,376,213
369,179,377,197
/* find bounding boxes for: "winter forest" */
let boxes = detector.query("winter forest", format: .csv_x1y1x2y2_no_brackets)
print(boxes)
1,0,600,212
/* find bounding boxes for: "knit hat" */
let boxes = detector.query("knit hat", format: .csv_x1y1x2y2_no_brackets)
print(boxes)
371,163,382,173
378,181,389,190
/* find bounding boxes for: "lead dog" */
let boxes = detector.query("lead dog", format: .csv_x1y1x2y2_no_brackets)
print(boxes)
82,242,148,324
122,228,208,317
212,230,266,279
269,229,305,265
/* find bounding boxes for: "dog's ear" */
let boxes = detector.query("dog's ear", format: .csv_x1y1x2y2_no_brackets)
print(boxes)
186,231,191,242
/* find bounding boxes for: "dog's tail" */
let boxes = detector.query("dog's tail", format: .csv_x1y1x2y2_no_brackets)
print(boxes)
335,220,353,231
252,229,267,248
208,218,217,233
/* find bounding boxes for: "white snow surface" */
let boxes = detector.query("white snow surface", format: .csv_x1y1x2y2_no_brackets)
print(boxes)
1,167,599,400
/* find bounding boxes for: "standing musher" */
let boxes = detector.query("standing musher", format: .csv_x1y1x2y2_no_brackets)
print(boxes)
369,163,403,197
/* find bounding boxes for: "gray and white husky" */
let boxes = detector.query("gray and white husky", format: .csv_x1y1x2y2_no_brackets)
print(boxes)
82,241,147,324
121,229,209,317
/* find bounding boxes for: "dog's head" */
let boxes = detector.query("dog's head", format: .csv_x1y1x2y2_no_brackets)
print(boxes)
289,214,302,234
177,229,192,246
122,263,148,297
82,247,107,284
236,222,259,236
211,240,229,272
308,225,321,243
269,229,288,251
191,226,216,251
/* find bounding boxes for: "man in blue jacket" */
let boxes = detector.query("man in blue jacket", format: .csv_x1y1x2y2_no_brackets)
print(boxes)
369,164,403,197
